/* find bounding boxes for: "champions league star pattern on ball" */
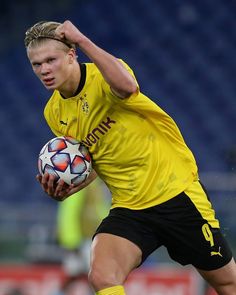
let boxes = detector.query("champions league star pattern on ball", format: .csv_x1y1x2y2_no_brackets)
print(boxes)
38,136,92,185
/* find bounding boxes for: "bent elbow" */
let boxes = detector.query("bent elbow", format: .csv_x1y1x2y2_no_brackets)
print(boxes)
130,82,139,94
112,80,139,99
124,83,139,98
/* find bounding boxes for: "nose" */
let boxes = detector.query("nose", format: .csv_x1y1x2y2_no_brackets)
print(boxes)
40,63,50,75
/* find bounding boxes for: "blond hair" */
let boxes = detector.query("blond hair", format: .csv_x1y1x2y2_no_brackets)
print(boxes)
24,21,76,50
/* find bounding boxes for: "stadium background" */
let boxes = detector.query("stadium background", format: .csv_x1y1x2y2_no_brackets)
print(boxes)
0,0,235,294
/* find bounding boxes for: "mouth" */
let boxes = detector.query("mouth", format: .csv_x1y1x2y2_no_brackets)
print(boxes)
43,78,55,87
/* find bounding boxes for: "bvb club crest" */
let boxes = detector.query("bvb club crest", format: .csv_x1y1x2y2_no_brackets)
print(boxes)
81,95,89,115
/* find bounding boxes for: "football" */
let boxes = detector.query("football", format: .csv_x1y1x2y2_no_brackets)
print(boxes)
38,136,92,185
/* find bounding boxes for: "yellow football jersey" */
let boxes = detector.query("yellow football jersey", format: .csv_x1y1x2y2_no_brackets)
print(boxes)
44,60,198,209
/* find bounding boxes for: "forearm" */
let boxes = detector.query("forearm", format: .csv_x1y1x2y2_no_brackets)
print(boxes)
77,37,138,98
55,20,137,98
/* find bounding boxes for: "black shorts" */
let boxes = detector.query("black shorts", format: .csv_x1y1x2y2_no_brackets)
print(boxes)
94,181,233,270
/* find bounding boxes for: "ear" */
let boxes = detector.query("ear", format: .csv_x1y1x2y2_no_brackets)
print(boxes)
67,48,76,64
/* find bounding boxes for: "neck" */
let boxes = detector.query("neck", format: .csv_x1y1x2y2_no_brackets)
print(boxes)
59,63,81,98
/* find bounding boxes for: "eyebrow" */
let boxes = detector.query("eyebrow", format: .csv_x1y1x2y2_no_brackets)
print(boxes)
31,55,56,66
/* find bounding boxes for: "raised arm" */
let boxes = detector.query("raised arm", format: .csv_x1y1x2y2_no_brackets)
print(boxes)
55,20,138,98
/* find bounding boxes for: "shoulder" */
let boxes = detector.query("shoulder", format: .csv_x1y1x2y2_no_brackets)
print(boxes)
83,62,99,74
83,62,107,93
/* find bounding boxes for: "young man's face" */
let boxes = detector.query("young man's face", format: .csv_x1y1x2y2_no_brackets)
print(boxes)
27,40,74,91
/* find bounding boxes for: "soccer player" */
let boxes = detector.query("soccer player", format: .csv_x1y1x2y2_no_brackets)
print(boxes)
25,20,236,295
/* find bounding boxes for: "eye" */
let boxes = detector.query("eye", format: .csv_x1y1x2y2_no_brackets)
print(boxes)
32,63,41,69
47,58,56,63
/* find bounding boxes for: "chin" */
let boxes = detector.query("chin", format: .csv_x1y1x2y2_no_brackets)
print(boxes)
44,84,57,90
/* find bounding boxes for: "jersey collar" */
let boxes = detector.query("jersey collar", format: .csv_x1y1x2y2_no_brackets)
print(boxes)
74,63,86,96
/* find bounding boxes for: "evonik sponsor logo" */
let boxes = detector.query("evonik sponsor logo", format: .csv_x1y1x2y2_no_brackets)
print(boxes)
81,116,116,147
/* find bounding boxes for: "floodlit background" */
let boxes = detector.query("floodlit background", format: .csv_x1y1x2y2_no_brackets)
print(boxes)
0,0,235,294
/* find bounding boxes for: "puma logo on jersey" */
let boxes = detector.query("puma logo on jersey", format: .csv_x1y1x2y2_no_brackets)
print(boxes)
211,247,223,257
82,116,116,147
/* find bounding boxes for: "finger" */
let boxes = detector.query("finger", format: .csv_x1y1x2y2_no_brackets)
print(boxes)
47,174,56,195
52,185,70,201
39,173,49,192
64,182,87,197
54,179,66,196
41,172,49,184
50,194,66,202
62,184,75,196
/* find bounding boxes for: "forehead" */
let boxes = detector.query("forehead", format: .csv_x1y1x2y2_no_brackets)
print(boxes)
27,39,67,62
